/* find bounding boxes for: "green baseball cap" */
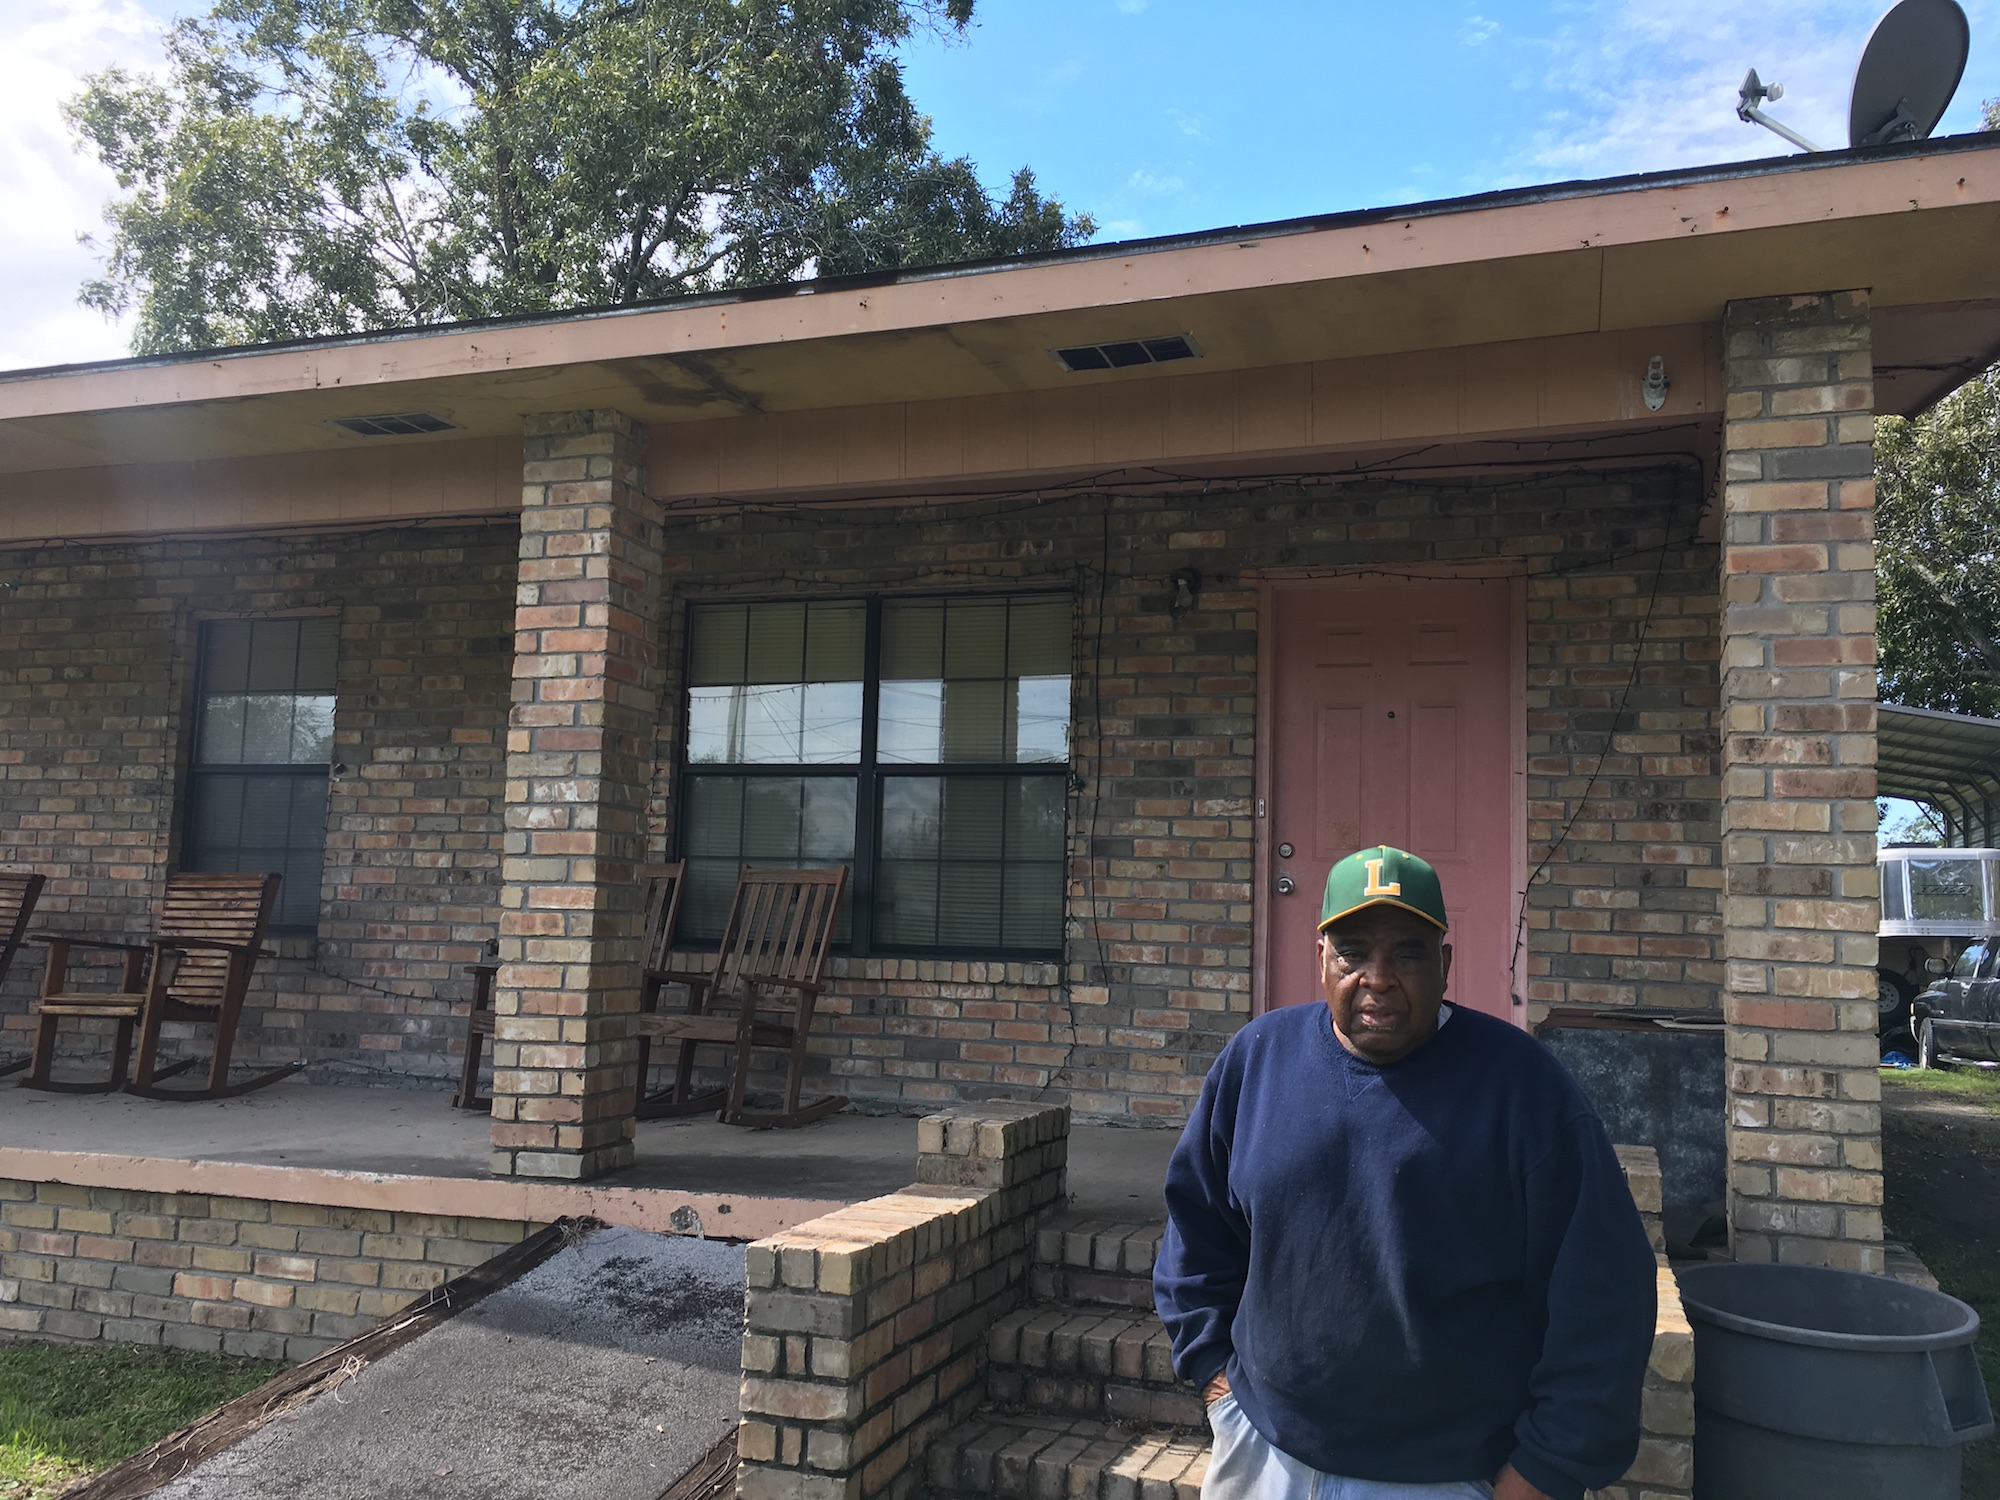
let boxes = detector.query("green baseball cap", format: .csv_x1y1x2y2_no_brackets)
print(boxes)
1319,845,1449,933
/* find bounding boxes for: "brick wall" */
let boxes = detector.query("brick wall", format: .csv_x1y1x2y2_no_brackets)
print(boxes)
1596,1146,1694,1500
0,1177,530,1361
0,524,517,1081
738,1103,1068,1500
655,469,1720,1120
490,410,661,1179
1594,1260,1695,1500
1718,291,1883,1272
1,467,1721,1125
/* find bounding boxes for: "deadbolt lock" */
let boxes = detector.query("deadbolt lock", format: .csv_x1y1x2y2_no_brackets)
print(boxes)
1277,842,1294,859
1276,876,1296,896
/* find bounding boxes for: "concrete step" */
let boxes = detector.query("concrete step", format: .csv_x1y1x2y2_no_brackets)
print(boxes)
925,1412,1208,1500
1029,1217,1163,1310
987,1303,1202,1428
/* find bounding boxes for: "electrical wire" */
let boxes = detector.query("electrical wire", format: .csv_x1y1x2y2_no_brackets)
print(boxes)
1504,490,1694,1003
9,467,1714,1098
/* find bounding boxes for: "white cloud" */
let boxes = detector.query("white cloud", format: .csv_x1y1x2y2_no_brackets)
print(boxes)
1127,168,1187,197
1460,14,1500,47
0,0,169,372
1008,53,1089,117
1495,0,1913,185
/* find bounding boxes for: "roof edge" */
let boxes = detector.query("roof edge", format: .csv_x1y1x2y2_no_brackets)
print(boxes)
8,130,2000,386
1882,702,2000,732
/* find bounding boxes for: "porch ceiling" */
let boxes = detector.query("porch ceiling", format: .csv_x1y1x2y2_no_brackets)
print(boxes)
1879,703,2000,836
3,134,2000,476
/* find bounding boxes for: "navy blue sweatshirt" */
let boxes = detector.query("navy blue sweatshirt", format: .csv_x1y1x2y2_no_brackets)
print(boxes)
1154,1003,1655,1500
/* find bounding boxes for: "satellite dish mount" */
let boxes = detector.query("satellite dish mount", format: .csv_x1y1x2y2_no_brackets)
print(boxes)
1737,70,1824,152
1735,0,1970,154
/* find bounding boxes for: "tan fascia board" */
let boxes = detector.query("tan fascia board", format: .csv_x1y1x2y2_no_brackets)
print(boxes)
5,137,2000,427
0,328,1724,545
649,323,1725,502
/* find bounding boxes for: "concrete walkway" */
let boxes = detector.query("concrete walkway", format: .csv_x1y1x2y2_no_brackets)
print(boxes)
153,1225,742,1500
0,1080,1175,1226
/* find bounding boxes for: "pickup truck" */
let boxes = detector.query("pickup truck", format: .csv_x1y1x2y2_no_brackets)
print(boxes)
1878,846,2000,1065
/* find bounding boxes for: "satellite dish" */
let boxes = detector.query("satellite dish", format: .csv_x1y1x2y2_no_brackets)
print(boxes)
1849,0,1970,147
1735,0,1970,154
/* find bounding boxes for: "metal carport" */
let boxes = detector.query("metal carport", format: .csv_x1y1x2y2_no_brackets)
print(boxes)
1879,704,2000,847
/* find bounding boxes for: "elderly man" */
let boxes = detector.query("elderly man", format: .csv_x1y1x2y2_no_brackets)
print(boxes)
1154,846,1656,1500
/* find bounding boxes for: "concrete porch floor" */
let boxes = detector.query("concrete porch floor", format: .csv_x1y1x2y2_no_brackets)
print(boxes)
0,1080,1175,1241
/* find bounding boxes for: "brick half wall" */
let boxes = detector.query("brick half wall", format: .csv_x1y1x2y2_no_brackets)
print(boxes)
739,1103,1069,1500
0,1178,531,1361
1598,1146,1695,1500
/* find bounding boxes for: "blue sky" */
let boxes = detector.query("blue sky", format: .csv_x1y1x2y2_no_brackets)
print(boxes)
3,0,1997,368
899,0,2000,240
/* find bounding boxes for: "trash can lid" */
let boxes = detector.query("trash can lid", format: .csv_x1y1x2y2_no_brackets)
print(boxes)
1679,1262,1980,1353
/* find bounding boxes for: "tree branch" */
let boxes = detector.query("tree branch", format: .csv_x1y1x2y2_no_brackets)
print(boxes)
1892,553,2000,679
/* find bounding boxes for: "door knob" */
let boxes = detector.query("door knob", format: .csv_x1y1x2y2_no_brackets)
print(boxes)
1276,876,1296,896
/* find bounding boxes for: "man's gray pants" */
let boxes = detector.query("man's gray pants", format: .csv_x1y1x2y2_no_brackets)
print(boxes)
1202,1392,1496,1500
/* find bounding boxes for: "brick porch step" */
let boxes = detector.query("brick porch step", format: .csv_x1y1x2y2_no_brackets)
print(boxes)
1028,1217,1163,1310
925,1412,1209,1500
988,1303,1203,1427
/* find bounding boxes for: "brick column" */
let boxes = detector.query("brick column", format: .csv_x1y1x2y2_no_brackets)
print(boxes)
489,410,660,1180
1718,291,1882,1271
739,1104,1069,1500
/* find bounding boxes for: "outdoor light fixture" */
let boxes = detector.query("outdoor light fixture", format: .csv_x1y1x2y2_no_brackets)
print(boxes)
1642,356,1670,412
1169,568,1201,619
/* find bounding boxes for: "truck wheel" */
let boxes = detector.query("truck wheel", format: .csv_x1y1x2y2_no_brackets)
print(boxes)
1917,1018,1941,1071
1877,969,1917,1050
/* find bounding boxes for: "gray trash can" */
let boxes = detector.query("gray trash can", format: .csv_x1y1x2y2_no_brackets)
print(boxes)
1680,1262,1993,1500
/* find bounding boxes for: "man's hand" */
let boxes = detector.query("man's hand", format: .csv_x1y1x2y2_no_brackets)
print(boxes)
1201,1372,1231,1406
1491,1464,1552,1500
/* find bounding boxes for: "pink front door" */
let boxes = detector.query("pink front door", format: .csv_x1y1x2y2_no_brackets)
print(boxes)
1264,578,1517,1020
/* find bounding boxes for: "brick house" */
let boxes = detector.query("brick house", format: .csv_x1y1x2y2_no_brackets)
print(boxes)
4,134,2000,1281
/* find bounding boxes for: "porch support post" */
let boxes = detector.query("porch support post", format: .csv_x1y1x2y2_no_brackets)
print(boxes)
489,409,659,1180
1719,291,1883,1271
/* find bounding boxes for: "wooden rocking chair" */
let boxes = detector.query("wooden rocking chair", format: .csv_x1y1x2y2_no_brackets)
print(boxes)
455,861,686,1112
634,865,849,1128
24,871,297,1100
0,871,48,1077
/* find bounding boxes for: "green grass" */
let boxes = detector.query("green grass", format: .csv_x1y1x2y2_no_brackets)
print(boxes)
1890,1214,2000,1498
1884,1075,2000,1498
1893,1064,2000,1108
0,1342,283,1499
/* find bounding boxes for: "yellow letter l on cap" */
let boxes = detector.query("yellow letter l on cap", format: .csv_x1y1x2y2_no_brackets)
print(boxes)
1363,858,1401,897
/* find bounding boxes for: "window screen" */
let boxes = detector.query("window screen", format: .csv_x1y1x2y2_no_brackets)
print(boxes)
680,594,1071,957
184,617,338,931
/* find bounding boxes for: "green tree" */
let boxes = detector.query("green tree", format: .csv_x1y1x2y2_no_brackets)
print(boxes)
1876,799,1945,847
67,0,1093,354
1876,365,2000,716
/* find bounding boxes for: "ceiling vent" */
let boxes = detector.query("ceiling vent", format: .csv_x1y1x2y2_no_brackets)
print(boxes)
1051,334,1202,374
329,411,459,438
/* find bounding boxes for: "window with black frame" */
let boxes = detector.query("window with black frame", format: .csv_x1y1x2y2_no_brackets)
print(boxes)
183,617,338,932
680,594,1071,957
